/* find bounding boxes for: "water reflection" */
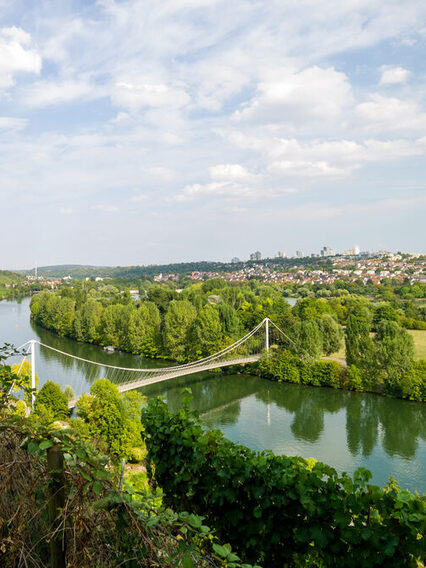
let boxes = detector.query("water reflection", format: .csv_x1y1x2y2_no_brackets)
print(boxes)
145,375,426,467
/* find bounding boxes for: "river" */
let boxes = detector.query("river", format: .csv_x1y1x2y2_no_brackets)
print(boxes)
1,297,425,493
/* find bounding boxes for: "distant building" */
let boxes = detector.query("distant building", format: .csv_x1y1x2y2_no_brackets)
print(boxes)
343,245,361,256
276,251,286,258
296,250,304,258
250,251,262,261
320,246,336,257
231,257,241,263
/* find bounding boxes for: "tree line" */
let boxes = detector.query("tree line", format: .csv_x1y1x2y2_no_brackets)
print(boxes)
30,279,425,400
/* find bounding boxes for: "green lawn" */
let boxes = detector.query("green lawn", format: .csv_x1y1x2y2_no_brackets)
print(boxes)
408,330,426,360
329,330,426,362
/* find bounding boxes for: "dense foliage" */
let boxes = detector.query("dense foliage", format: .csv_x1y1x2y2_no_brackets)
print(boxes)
30,281,426,400
0,350,257,568
34,380,69,420
142,394,425,567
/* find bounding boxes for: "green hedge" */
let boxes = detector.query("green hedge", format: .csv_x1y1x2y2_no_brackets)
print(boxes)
142,395,425,567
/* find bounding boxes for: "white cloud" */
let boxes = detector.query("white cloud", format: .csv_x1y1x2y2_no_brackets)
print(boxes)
208,164,254,181
0,116,27,131
0,26,41,90
112,81,190,109
130,192,148,202
379,65,411,85
90,205,119,213
59,207,75,214
20,78,98,107
355,94,426,133
233,66,353,126
176,163,296,201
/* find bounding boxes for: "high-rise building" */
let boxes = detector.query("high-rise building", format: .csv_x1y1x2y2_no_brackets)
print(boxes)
250,251,262,261
231,257,241,263
320,246,336,257
296,250,303,258
276,251,286,258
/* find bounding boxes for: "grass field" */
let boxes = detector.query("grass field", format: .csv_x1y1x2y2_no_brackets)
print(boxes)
329,329,426,362
408,330,426,360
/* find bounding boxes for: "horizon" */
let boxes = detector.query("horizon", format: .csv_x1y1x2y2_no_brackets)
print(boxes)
5,247,425,273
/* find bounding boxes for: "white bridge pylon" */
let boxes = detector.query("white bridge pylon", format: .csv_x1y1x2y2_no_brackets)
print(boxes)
20,318,295,409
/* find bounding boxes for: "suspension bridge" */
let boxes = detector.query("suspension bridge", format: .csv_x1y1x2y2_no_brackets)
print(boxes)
10,318,295,410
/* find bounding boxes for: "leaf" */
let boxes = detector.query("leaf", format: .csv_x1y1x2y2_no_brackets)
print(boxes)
93,480,103,495
187,514,202,528
81,471,92,481
39,440,53,450
182,556,195,568
27,441,38,453
212,543,228,558
76,449,87,460
19,436,29,449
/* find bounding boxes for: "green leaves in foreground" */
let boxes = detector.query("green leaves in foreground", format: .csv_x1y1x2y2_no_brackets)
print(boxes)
142,394,426,568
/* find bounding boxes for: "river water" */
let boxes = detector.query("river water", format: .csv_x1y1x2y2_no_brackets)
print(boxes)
1,297,425,493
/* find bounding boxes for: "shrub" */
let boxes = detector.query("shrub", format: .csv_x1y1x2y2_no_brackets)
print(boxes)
310,360,342,387
34,381,68,421
400,360,426,402
142,395,425,567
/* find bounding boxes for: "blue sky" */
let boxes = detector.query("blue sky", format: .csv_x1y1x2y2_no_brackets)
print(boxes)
1,0,426,268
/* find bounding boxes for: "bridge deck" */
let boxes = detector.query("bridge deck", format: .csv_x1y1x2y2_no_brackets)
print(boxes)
68,355,260,409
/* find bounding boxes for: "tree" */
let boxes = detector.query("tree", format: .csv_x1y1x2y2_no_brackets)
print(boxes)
127,302,161,355
374,320,415,395
189,304,223,358
294,320,322,360
82,379,127,459
34,381,68,421
80,298,103,343
319,314,343,356
217,303,240,339
76,379,145,461
163,300,197,360
100,304,122,346
345,309,374,370
373,302,398,328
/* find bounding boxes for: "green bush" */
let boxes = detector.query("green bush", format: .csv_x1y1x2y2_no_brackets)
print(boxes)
142,395,425,568
311,360,342,387
400,360,426,402
34,381,68,421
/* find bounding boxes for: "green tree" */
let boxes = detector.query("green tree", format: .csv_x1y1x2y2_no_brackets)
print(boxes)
34,381,68,421
79,378,127,459
374,320,415,395
100,304,122,346
345,309,375,370
217,303,240,339
80,298,103,343
294,320,322,360
319,314,343,356
373,302,398,328
189,304,223,358
163,300,197,360
127,302,161,355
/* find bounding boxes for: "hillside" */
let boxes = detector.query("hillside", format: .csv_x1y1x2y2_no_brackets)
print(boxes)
0,270,21,285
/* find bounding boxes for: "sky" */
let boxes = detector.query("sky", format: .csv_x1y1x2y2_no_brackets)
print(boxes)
1,0,426,269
